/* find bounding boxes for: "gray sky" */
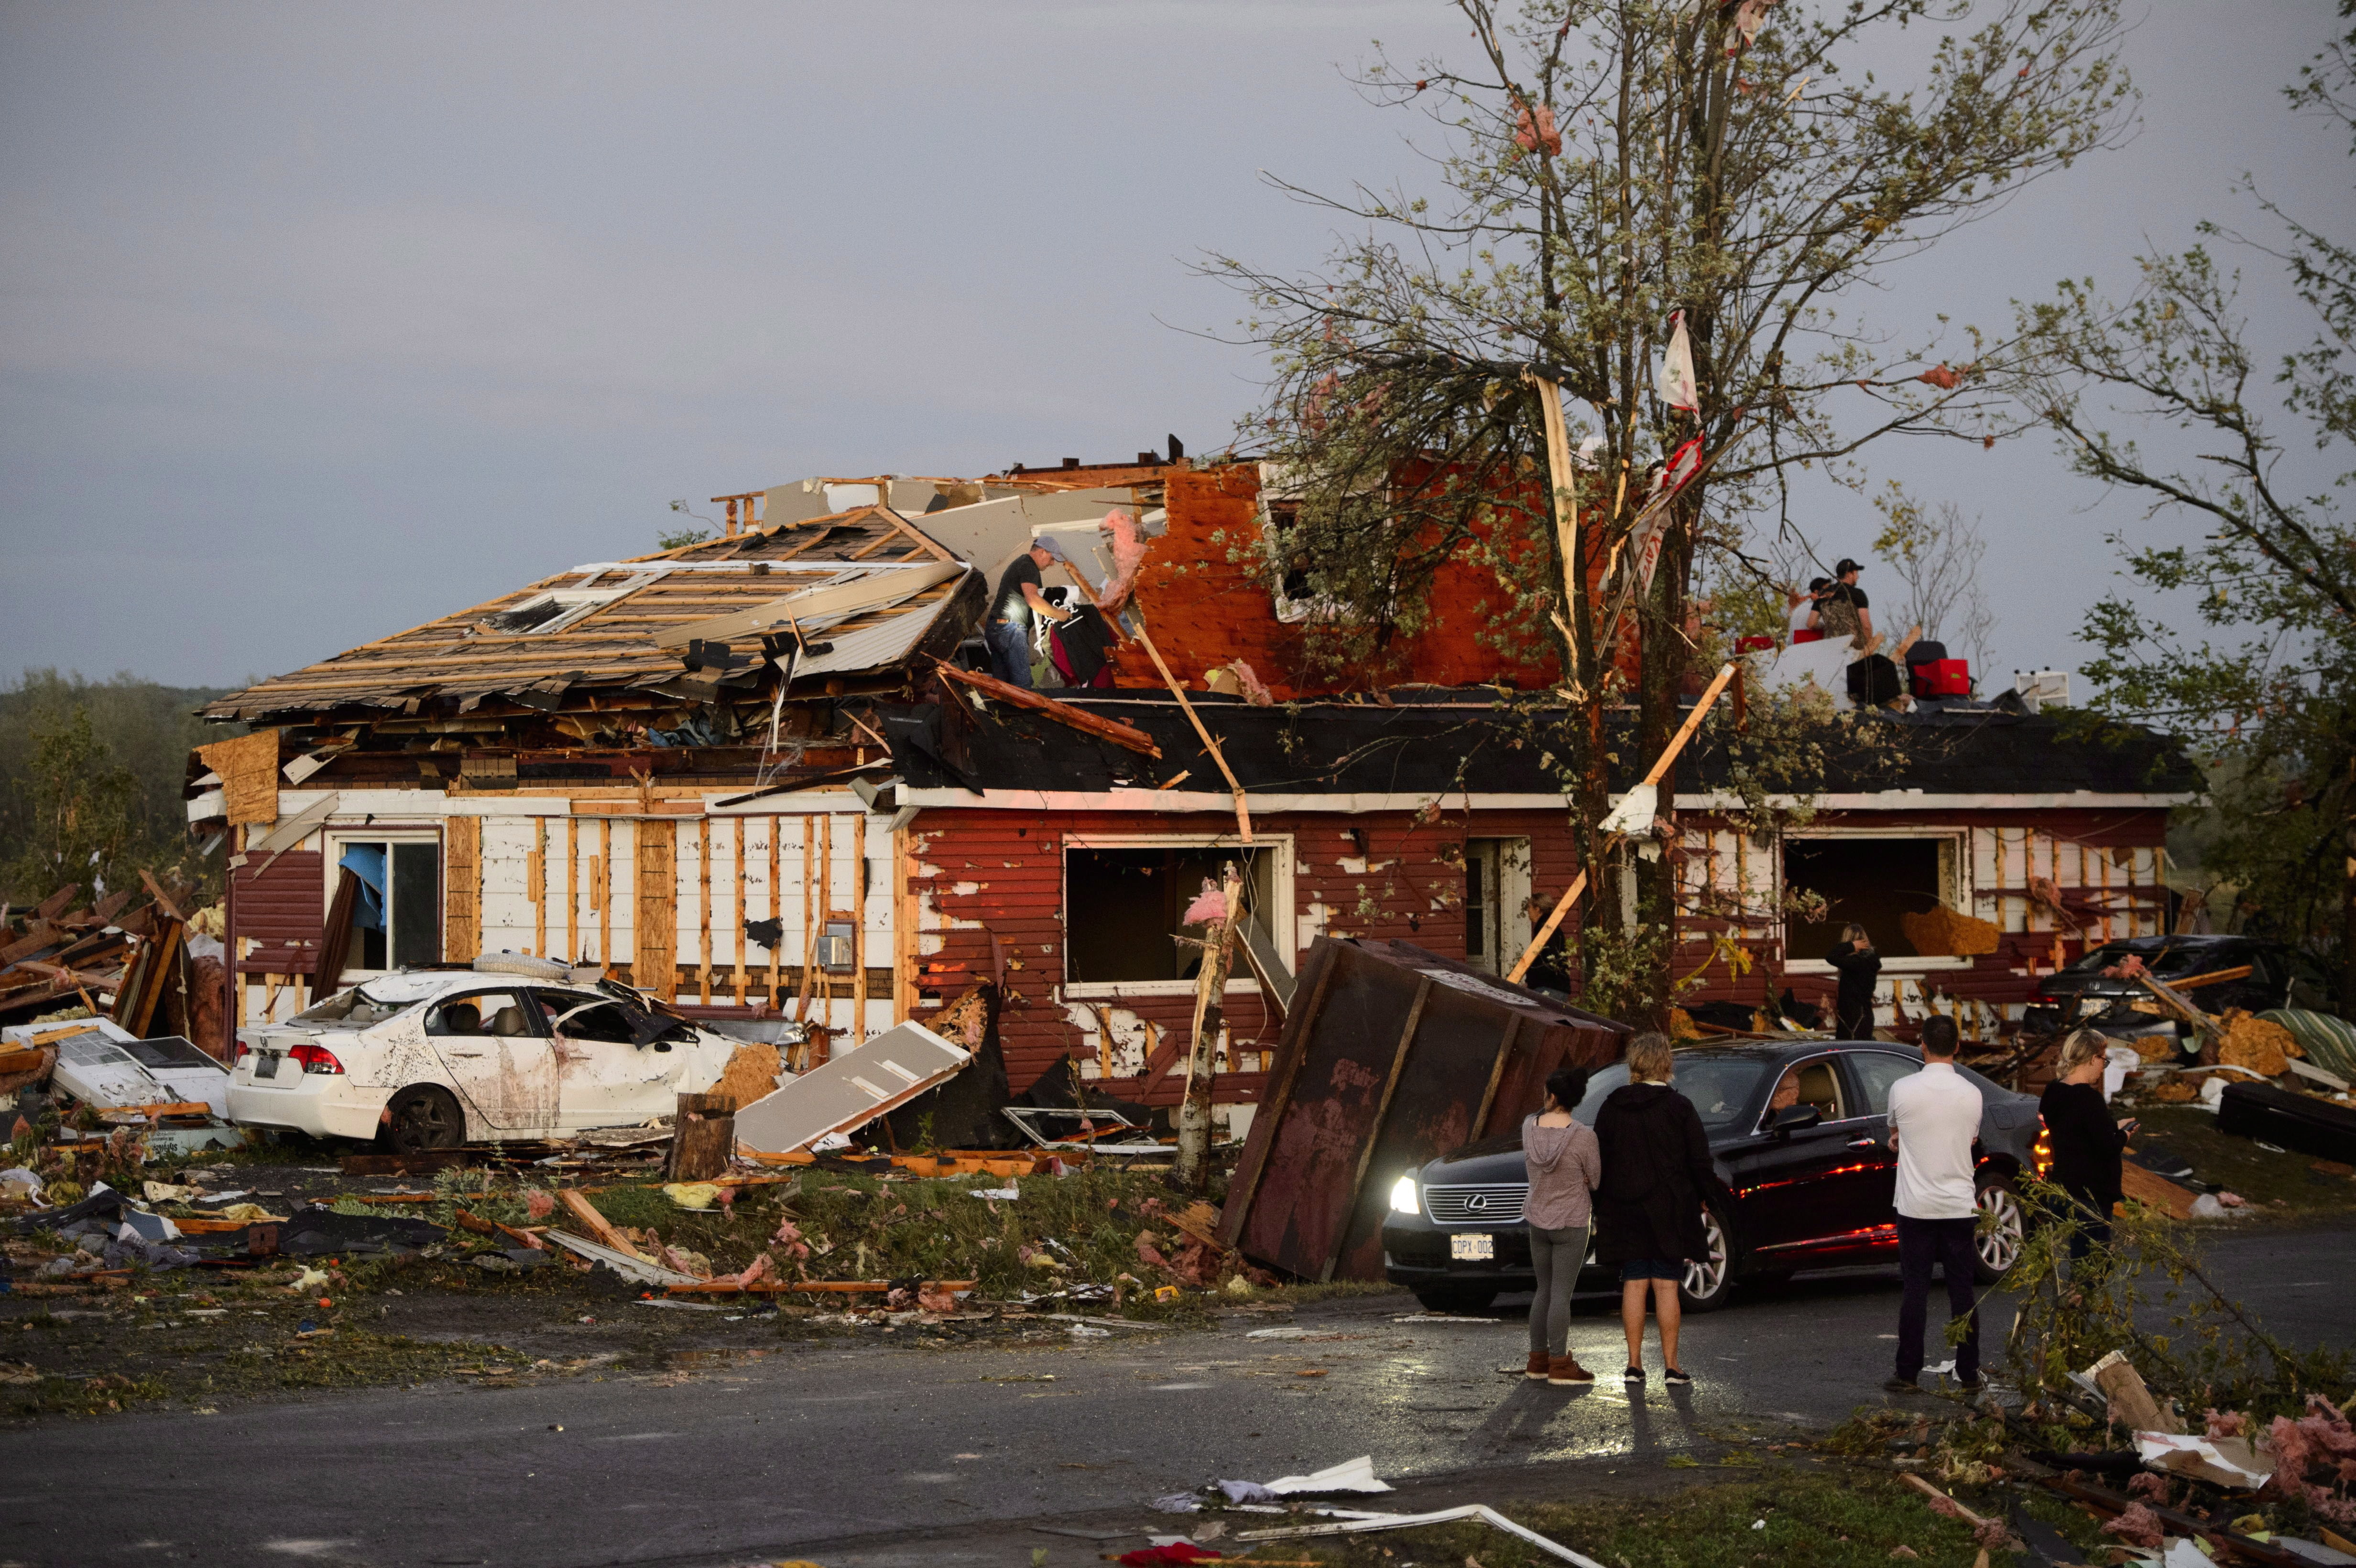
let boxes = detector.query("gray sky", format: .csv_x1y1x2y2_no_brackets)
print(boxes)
1,1,2346,694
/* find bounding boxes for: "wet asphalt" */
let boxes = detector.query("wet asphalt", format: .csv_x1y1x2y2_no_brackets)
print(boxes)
7,1226,2352,1568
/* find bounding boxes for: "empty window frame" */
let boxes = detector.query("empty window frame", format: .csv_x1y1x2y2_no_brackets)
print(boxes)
1462,837,1535,977
1063,838,1291,991
326,834,443,974
477,573,659,636
1782,833,1962,963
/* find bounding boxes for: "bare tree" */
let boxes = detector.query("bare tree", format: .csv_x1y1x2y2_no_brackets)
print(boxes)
1870,485,1997,671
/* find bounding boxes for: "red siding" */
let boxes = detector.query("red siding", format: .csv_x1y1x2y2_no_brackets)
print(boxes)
232,850,325,975
909,805,1586,1104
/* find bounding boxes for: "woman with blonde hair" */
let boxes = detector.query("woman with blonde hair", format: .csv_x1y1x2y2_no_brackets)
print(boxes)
1592,1033,1714,1386
2039,1028,2136,1261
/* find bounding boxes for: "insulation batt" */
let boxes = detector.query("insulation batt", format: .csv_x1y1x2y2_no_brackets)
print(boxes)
1094,509,1148,616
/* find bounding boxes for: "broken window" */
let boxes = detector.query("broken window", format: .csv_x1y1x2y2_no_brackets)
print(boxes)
1064,842,1285,987
1782,835,1960,962
328,837,442,973
477,575,656,636
1462,838,1534,977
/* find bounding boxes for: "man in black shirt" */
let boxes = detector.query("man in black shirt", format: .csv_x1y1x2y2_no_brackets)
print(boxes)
987,538,1075,689
1820,557,1875,644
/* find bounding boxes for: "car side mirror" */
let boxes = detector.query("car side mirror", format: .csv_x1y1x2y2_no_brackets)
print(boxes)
1770,1104,1822,1134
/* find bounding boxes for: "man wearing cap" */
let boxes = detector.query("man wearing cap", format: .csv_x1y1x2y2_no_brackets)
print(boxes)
987,538,1075,689
1820,558,1875,646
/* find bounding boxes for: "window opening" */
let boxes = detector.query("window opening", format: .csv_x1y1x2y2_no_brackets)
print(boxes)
334,838,442,972
1065,845,1278,985
1782,837,1958,960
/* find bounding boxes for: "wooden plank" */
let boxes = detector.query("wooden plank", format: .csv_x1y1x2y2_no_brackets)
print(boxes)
445,817,481,965
1470,1015,1520,1139
564,816,578,962
1127,621,1248,839
634,818,678,1001
1324,976,1431,1282
556,1190,651,1261
893,825,914,1025
930,660,1163,758
527,819,547,958
795,815,820,1024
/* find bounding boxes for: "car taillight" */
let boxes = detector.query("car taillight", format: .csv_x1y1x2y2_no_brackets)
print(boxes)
2032,1117,2053,1181
233,1040,251,1064
289,1043,344,1075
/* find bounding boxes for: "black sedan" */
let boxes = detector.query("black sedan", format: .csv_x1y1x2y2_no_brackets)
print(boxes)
2029,935,2338,1023
1380,1041,2044,1314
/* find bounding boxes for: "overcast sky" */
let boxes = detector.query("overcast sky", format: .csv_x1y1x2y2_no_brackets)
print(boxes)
0,0,2345,694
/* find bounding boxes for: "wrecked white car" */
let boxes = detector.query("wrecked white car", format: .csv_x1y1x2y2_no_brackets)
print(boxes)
228,960,785,1150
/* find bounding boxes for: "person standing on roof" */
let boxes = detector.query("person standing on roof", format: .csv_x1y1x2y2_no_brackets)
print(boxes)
986,539,1075,690
1826,922,1881,1039
1817,558,1875,646
1883,1015,1983,1395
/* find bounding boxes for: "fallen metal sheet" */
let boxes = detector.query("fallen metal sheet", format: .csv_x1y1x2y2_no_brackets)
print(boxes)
1264,1456,1392,1495
1236,1505,1606,1568
543,1228,702,1286
11,1020,230,1117
732,1021,971,1155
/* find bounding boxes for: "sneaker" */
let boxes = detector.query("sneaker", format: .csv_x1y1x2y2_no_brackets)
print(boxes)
1883,1376,1920,1395
1623,1365,1646,1384
1546,1356,1594,1385
1524,1351,1550,1381
1664,1367,1692,1386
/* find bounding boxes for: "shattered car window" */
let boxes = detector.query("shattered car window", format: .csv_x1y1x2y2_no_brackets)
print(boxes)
536,989,696,1046
293,984,413,1027
2063,942,2208,976
1569,1058,1769,1132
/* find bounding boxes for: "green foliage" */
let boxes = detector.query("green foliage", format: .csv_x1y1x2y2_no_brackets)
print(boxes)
0,669,237,906
2018,14,2356,963
658,499,716,551
1211,0,2133,1019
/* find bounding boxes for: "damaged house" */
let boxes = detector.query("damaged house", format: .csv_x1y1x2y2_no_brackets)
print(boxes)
190,450,2202,1143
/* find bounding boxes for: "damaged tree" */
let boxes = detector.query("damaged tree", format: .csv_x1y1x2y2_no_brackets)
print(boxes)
1174,862,1244,1191
1212,0,2135,1019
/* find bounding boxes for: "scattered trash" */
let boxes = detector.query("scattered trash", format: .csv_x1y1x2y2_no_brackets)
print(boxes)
1235,1504,1605,1567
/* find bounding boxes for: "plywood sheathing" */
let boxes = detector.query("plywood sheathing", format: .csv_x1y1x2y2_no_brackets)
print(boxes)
634,818,677,1002
445,817,480,964
199,505,977,724
198,730,282,827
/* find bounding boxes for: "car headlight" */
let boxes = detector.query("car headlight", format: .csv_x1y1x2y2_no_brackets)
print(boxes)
1389,1175,1419,1215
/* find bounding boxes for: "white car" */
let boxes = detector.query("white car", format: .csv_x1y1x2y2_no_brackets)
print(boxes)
229,961,785,1150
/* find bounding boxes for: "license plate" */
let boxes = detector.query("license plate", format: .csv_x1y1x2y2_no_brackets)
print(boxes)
1450,1233,1494,1262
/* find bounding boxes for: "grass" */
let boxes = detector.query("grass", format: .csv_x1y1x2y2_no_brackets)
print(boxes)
2126,1106,2356,1219
1213,1465,2108,1568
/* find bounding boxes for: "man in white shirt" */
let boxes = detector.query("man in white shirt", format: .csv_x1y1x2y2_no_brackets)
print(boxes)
1882,1016,1984,1394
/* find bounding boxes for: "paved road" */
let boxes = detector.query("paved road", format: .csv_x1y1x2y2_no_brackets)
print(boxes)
9,1228,2351,1568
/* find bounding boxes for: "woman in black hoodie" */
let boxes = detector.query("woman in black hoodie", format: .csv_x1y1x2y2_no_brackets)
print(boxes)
1593,1032,1715,1386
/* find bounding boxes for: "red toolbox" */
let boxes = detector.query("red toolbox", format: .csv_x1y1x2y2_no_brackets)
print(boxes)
1910,658,1971,697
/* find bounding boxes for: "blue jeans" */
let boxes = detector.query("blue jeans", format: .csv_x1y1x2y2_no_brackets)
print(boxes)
985,620,1034,688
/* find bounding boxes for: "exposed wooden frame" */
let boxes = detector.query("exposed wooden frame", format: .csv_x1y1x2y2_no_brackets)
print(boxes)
527,819,547,959
732,817,748,1007
851,813,868,1038
930,660,1163,758
697,816,713,1004
767,816,783,1008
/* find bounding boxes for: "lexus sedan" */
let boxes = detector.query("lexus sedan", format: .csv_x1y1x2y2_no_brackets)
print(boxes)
1380,1041,2042,1313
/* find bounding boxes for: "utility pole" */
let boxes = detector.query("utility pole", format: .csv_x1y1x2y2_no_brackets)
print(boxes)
1174,862,1243,1191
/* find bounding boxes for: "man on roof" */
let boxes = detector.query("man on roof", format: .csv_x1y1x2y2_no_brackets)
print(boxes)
1817,558,1875,646
987,537,1077,690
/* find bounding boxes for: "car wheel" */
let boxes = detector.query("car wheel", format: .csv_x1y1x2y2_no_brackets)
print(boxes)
1973,1174,2027,1284
1412,1286,1497,1315
1678,1202,1735,1313
386,1086,465,1153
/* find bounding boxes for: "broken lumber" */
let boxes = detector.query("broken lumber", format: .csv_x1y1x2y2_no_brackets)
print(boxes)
932,660,1162,758
557,1189,652,1262
663,1277,977,1296
1127,615,1250,841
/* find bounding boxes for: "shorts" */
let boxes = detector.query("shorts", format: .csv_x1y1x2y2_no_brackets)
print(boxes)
1619,1258,1682,1282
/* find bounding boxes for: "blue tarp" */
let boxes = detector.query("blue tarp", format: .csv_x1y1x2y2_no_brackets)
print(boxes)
338,844,387,931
